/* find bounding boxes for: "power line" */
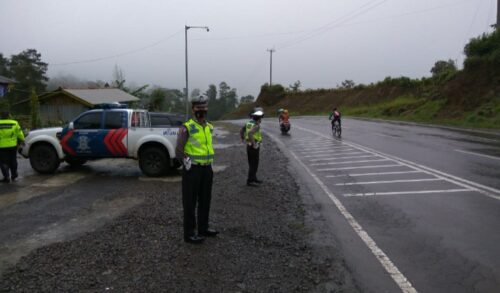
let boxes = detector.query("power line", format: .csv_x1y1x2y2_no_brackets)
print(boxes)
50,29,183,66
277,0,389,50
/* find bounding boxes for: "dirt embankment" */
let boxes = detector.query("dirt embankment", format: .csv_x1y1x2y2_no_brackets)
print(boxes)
1,124,358,293
227,64,499,128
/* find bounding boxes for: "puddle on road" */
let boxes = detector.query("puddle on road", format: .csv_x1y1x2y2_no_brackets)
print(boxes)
213,127,230,138
138,165,228,182
0,173,88,210
213,143,238,149
0,196,144,275
139,176,182,182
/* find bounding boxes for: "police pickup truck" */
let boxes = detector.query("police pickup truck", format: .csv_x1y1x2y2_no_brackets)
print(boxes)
20,108,181,177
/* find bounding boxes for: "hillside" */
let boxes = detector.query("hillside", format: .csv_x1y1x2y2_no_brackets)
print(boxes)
228,31,500,129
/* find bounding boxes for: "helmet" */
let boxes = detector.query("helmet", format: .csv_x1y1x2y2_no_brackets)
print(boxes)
251,107,264,119
191,95,208,106
283,109,288,114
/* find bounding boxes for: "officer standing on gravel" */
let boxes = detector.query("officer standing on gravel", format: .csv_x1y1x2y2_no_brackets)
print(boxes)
176,95,219,244
0,111,25,183
241,108,264,187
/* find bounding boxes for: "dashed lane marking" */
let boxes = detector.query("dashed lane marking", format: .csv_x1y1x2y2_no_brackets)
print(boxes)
317,164,402,172
454,149,500,161
343,189,472,197
335,178,442,186
326,171,423,177
311,159,389,166
267,132,418,293
310,155,376,162
295,125,500,200
297,148,355,154
303,151,366,158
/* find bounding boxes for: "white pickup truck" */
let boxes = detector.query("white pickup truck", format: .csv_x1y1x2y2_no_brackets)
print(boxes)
19,108,181,177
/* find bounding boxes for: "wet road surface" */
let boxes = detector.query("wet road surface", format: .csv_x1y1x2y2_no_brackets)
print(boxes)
0,157,168,275
258,117,500,293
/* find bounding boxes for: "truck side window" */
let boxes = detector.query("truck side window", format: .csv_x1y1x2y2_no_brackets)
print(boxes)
105,112,124,129
74,112,102,129
131,112,139,127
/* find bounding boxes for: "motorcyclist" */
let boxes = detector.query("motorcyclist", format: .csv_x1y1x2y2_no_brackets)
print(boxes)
279,109,289,125
329,107,341,129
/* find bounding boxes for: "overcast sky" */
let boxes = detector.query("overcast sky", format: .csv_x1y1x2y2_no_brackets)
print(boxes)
1,0,496,98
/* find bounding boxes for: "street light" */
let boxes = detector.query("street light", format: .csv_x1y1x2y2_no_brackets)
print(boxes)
185,25,210,120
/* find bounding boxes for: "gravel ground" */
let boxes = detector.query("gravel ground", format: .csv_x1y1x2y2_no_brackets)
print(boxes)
0,123,358,292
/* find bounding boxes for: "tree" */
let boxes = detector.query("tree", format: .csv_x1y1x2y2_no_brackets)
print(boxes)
0,53,9,76
341,80,355,89
240,95,255,104
205,84,217,104
288,80,301,93
8,49,48,101
30,88,41,129
430,59,457,77
112,64,126,89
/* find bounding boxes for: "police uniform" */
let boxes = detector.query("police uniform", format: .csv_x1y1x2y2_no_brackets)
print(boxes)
0,117,25,183
176,117,217,243
245,118,262,185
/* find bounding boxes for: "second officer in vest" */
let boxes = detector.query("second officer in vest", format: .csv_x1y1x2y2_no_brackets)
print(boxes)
176,95,218,244
243,108,264,186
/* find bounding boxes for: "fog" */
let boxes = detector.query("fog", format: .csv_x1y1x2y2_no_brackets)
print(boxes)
1,0,496,97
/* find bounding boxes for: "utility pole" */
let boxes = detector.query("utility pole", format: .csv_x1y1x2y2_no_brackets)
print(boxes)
267,48,275,86
497,0,499,29
184,25,209,120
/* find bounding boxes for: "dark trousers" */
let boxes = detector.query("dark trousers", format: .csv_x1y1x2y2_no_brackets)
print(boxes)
0,147,18,179
182,165,213,238
246,145,260,183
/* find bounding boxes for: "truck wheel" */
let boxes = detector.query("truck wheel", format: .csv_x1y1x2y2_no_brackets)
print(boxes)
139,147,168,177
29,144,61,174
66,157,87,167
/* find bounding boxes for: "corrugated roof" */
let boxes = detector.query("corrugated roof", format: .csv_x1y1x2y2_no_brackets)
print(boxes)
0,75,16,84
64,88,139,104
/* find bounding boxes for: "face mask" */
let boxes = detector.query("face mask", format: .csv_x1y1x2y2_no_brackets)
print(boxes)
195,110,207,119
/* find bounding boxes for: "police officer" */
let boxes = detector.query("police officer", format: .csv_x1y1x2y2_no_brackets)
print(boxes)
0,111,25,183
243,108,264,187
175,95,218,244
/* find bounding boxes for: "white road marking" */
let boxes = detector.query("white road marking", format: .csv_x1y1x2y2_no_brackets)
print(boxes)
297,146,351,152
326,171,423,177
343,189,471,197
298,148,355,155
318,164,402,172
311,159,389,166
454,149,500,161
335,178,441,186
267,132,418,293
303,151,365,158
294,125,500,200
310,155,376,162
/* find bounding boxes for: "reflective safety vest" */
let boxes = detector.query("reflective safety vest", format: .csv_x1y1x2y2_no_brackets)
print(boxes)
0,119,25,148
183,119,214,164
245,120,262,142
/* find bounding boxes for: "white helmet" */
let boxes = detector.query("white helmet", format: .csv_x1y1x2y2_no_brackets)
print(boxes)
191,94,208,106
251,107,264,119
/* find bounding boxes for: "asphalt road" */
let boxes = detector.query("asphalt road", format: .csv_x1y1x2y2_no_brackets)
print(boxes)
259,117,500,293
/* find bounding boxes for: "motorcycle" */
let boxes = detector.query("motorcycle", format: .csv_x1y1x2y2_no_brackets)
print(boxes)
280,121,291,135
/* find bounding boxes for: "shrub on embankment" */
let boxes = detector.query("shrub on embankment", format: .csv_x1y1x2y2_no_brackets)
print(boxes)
227,30,500,129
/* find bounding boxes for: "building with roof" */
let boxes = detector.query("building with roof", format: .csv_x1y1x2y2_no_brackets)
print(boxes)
0,75,17,97
13,88,140,124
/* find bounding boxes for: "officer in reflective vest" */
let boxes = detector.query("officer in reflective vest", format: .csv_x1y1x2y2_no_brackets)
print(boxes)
0,111,25,183
175,95,218,244
242,108,264,186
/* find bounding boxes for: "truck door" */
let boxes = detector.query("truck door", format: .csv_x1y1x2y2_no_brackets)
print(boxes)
60,111,104,157
102,111,128,156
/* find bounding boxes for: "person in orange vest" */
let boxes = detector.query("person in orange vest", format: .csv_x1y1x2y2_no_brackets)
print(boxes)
0,111,25,183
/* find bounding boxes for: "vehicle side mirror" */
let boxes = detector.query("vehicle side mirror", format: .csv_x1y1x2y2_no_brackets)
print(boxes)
68,122,74,130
